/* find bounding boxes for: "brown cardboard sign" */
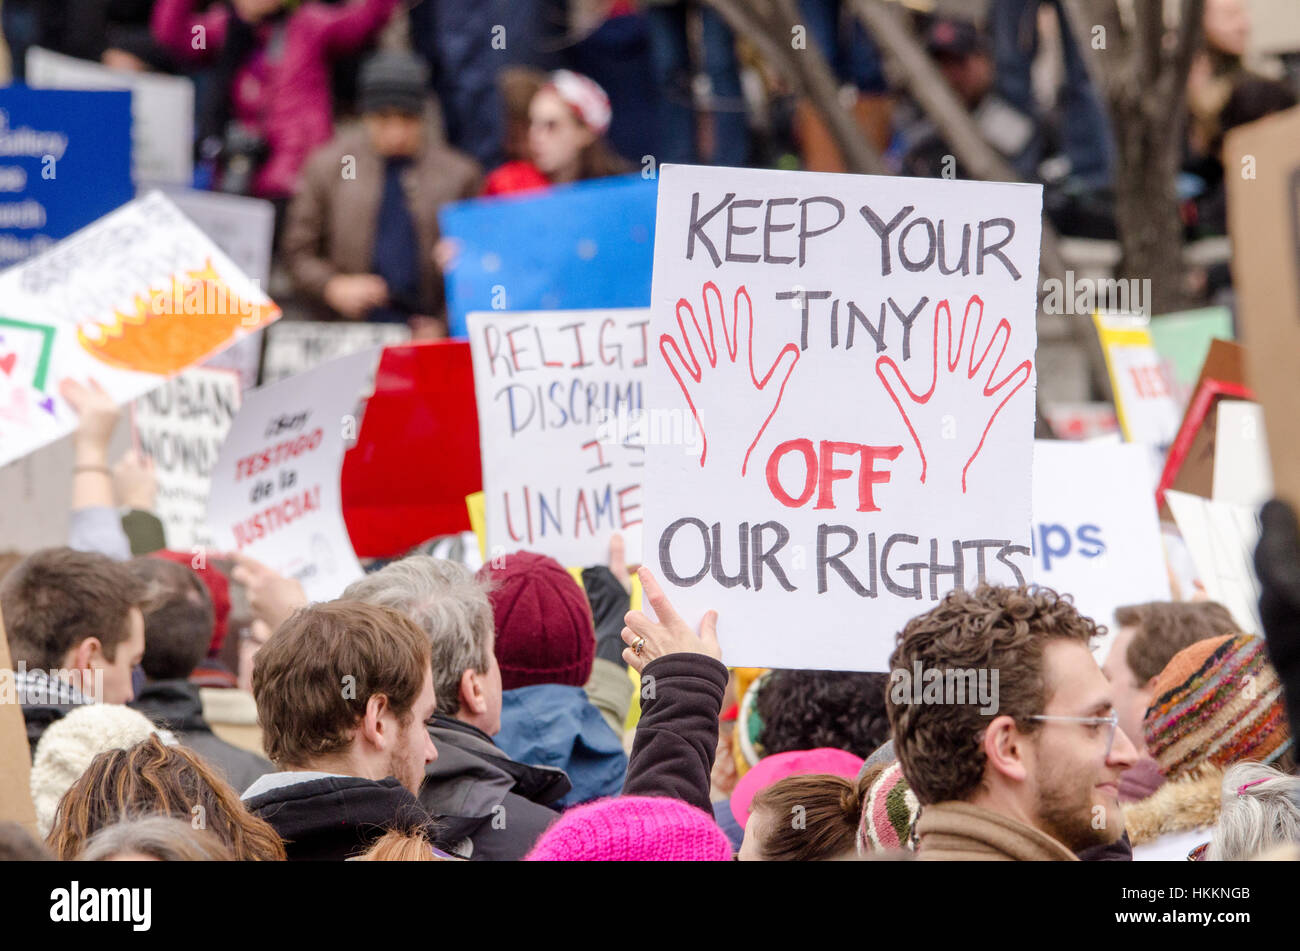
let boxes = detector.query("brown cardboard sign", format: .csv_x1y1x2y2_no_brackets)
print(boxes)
0,609,37,832
1227,106,1300,510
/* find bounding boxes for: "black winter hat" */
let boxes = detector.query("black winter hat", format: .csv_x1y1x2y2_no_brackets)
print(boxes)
359,51,429,116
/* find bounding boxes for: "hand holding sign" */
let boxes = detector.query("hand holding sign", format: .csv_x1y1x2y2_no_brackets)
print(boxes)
659,282,800,476
876,295,1032,493
621,565,722,674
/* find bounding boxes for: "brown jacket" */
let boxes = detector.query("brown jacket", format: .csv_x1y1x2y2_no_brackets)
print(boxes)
282,124,482,321
915,801,1079,861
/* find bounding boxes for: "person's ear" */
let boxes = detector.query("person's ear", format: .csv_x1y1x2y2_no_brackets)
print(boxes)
982,714,1030,783
72,638,101,672
361,693,392,751
460,668,486,717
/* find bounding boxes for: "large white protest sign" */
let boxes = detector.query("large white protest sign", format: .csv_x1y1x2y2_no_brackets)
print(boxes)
133,368,241,550
261,321,410,385
1031,440,1170,660
206,349,377,601
27,47,194,185
1165,489,1262,634
468,309,649,565
0,191,279,468
645,165,1042,671
1213,401,1273,507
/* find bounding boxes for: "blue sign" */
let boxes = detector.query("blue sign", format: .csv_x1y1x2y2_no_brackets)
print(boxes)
440,174,657,337
0,87,133,267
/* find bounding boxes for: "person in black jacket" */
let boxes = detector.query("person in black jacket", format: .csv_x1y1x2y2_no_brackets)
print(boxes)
126,557,271,793
1256,499,1300,748
241,600,442,861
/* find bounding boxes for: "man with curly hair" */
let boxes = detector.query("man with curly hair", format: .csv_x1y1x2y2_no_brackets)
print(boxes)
886,585,1138,860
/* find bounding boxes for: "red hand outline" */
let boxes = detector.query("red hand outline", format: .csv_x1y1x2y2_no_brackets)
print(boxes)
875,295,1032,493
659,282,801,476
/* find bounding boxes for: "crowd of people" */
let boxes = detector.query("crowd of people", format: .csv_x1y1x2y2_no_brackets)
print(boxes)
3,379,1300,864
4,0,1294,335
2,0,1300,868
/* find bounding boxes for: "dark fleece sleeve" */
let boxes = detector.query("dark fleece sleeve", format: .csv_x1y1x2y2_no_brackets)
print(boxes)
621,653,728,815
1256,499,1300,746
581,566,631,668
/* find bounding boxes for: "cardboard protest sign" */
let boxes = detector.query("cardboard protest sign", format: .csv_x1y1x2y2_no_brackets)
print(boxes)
1031,440,1170,659
27,46,194,185
644,165,1042,671
1155,339,1252,511
0,612,38,833
1092,311,1181,452
440,175,657,337
207,349,378,601
261,321,410,385
0,191,279,468
133,368,242,550
1165,489,1262,634
0,87,133,267
341,341,483,557
1213,401,1273,507
468,309,648,566
1226,105,1300,510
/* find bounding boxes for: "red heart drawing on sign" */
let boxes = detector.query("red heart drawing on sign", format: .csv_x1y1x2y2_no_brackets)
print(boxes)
0,352,15,377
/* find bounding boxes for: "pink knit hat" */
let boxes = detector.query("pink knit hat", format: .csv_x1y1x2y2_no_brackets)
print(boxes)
730,747,864,828
525,796,733,861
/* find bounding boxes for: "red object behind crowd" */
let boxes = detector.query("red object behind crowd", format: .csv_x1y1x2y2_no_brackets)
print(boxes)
341,341,483,557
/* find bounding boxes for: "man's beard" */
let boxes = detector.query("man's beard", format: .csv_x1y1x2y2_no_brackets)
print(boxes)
389,729,424,796
1034,761,1119,853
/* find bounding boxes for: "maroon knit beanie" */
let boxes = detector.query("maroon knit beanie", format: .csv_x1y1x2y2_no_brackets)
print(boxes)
478,551,595,690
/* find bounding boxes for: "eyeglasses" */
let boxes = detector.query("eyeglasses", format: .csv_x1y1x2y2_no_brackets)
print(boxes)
1027,711,1120,758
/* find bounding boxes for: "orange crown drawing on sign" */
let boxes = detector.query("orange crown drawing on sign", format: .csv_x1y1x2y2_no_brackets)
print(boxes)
77,259,278,376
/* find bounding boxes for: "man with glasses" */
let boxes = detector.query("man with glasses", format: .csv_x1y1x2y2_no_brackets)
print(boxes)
885,584,1138,860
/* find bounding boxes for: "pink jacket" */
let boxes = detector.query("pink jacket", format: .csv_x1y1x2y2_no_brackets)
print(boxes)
153,0,399,198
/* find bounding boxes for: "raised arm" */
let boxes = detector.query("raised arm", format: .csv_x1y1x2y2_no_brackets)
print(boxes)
151,0,229,64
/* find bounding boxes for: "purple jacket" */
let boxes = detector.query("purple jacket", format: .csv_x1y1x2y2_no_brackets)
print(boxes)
153,0,398,198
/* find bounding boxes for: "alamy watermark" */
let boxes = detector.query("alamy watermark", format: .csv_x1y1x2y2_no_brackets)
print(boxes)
889,661,999,715
1041,271,1151,318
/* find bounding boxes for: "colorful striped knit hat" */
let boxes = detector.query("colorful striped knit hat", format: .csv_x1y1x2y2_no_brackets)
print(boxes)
1143,634,1294,781
856,760,920,854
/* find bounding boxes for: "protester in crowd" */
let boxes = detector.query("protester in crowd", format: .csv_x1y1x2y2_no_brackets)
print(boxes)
641,1,749,167
79,816,236,862
60,378,165,560
0,822,53,861
987,0,1115,187
46,735,285,860
125,557,272,792
353,828,445,861
525,794,732,861
30,703,164,838
1256,499,1300,748
896,18,1037,182
482,69,633,195
149,550,238,688
738,773,864,861
341,556,570,861
729,747,863,841
794,0,893,170
886,585,1138,860
477,549,630,808
856,759,920,855
757,669,890,759
2,548,146,749
1128,633,1293,860
151,0,400,201
1205,762,1300,861
1102,600,1239,802
240,600,441,860
282,50,481,336
1187,0,1253,154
